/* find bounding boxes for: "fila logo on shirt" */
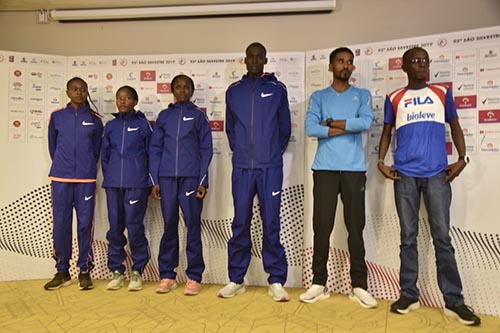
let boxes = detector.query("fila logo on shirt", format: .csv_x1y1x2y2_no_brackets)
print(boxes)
404,97,437,122
404,96,434,108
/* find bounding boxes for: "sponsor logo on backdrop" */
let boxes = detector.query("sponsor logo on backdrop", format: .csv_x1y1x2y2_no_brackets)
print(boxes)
432,69,452,79
479,63,500,76
157,83,171,94
432,53,451,64
455,49,477,62
140,70,156,81
455,81,475,93
480,79,500,90
454,95,477,109
210,120,224,132
479,96,500,106
29,108,43,116
388,58,403,70
482,48,499,60
479,109,500,123
455,65,476,77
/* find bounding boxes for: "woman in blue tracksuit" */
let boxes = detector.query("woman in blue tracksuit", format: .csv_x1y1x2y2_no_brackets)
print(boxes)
45,77,103,291
101,86,153,291
149,74,213,296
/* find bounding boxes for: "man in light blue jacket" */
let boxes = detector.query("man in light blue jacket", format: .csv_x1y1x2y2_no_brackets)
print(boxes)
301,47,377,308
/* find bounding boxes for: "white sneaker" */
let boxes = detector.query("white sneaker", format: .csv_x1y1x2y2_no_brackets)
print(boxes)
349,287,378,308
128,270,143,291
218,282,245,298
106,271,125,290
299,284,330,303
268,283,290,302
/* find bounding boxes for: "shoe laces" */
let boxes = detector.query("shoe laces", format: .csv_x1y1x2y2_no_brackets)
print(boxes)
131,272,141,282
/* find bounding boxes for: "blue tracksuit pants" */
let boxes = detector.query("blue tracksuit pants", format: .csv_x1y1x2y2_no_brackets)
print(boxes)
228,167,288,285
158,177,205,283
105,187,151,274
51,181,96,273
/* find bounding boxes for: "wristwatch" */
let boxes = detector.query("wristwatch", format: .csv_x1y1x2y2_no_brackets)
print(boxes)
458,155,470,164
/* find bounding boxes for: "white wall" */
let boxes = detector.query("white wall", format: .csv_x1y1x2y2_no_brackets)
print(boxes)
0,0,499,55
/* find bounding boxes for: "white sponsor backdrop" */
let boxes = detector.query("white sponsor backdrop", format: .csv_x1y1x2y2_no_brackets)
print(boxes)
1,26,499,316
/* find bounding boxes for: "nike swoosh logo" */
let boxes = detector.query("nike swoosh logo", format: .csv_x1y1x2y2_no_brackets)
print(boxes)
84,195,93,201
127,127,139,132
82,121,94,126
185,190,196,196
457,84,463,90
272,191,281,196
129,199,139,204
482,99,488,104
261,92,273,98
183,116,194,121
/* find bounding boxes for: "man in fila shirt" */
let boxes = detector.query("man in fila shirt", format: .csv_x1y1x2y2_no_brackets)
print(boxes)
377,47,480,326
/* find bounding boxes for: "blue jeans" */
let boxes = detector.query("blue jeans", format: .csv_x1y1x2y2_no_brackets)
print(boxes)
394,171,464,306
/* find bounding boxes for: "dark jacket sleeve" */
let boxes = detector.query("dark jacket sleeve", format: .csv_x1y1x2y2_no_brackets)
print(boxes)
198,112,213,188
48,113,57,160
225,89,235,152
149,113,164,185
278,84,291,154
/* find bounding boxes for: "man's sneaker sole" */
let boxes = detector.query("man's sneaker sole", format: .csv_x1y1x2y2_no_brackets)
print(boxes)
45,280,72,290
107,283,124,290
444,308,480,326
218,286,246,298
349,293,377,309
300,292,330,304
79,284,94,290
391,302,420,314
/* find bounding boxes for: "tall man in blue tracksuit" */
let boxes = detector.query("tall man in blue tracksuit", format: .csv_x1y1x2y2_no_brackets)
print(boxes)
45,77,103,291
218,42,292,302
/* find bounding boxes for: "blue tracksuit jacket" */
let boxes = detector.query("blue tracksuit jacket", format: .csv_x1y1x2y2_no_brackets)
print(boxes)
225,73,291,169
101,111,154,188
149,101,213,187
48,103,103,181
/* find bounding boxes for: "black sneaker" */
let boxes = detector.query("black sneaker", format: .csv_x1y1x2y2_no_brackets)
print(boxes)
78,272,94,290
444,304,481,326
390,295,420,314
44,272,71,290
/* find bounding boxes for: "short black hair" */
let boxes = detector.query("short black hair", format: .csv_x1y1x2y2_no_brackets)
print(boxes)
171,74,195,92
329,47,354,64
402,47,428,64
66,77,87,89
246,42,267,57
116,85,138,100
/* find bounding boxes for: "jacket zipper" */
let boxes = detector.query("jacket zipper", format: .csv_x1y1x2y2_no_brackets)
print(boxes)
175,106,182,177
74,108,78,178
120,117,126,188
250,79,256,169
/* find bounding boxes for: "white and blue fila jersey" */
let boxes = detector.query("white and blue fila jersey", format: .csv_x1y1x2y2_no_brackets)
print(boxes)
384,84,458,177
